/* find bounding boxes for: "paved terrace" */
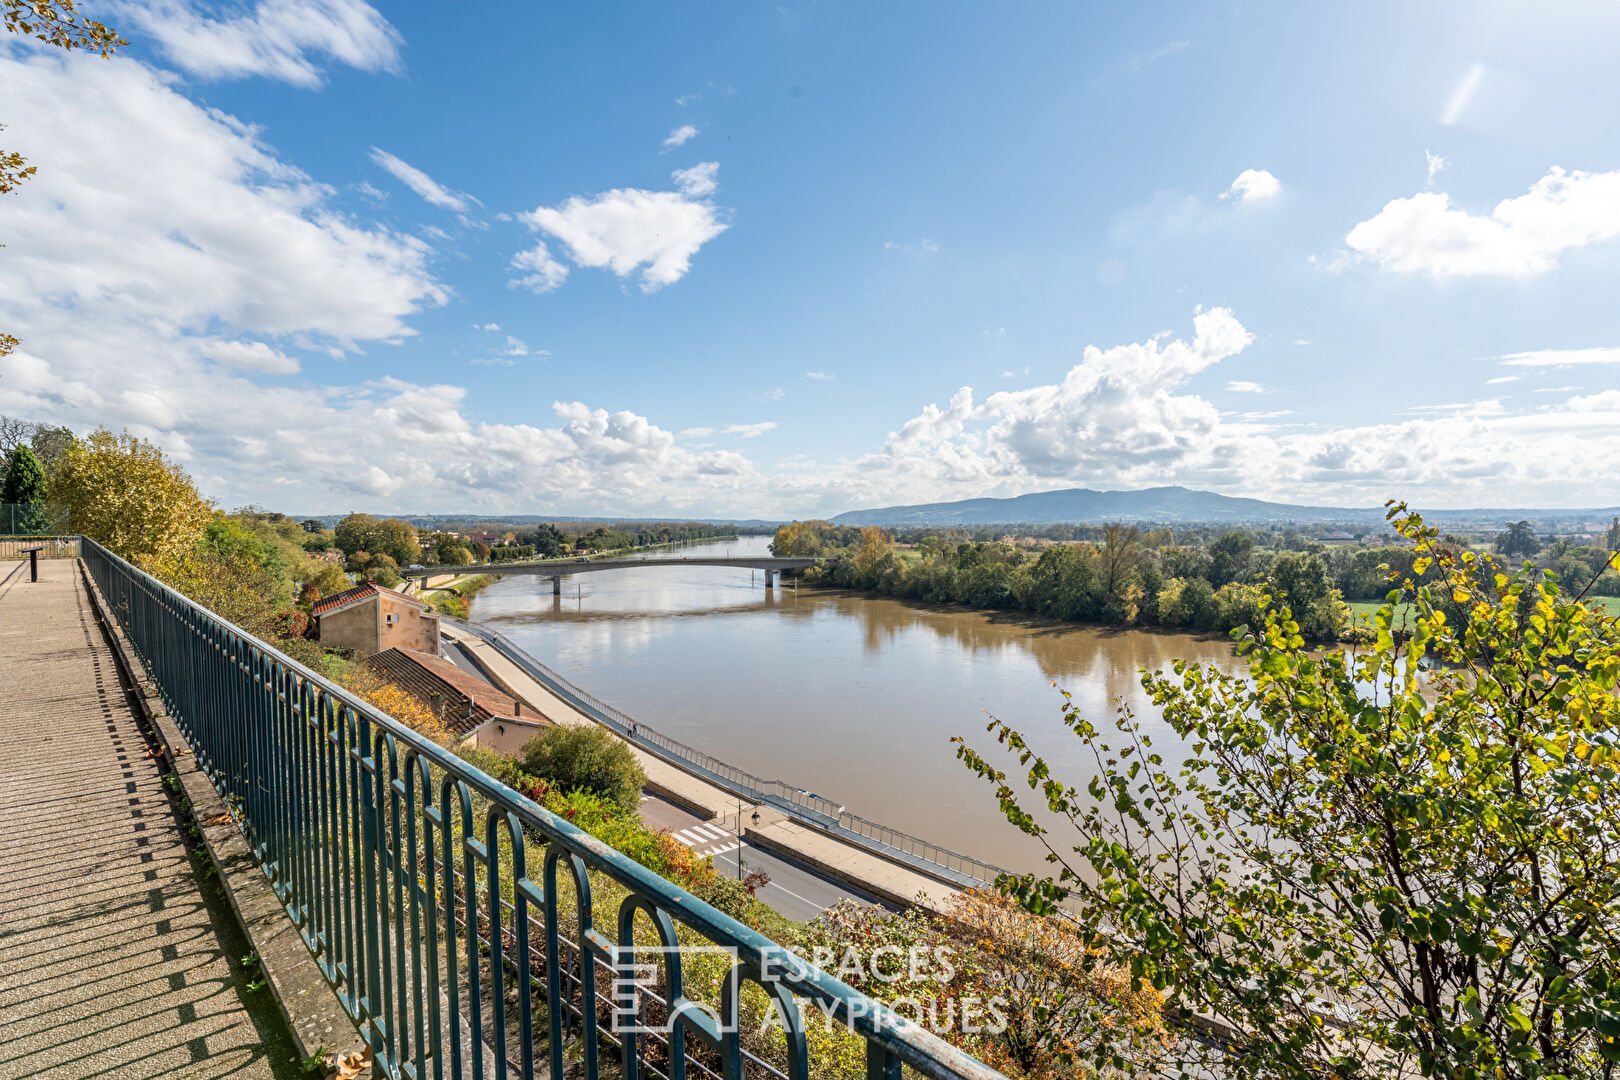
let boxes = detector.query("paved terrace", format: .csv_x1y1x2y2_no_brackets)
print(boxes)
0,558,294,1079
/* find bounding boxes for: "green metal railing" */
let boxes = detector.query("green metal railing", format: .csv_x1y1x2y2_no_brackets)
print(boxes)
81,537,1006,1080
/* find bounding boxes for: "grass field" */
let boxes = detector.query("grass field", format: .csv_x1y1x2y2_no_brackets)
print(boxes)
1345,595,1620,627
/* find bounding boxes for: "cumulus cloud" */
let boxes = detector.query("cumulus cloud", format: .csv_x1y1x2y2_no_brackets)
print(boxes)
663,124,699,148
509,241,570,294
1345,166,1620,277
115,0,403,88
1499,347,1620,367
0,51,444,347
1226,380,1265,393
369,147,470,211
518,166,727,292
1221,169,1281,203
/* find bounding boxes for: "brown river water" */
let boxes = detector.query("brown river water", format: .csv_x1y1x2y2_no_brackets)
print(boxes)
469,536,1250,877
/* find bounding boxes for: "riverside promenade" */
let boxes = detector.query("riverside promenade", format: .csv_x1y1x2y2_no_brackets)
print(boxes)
0,558,290,1079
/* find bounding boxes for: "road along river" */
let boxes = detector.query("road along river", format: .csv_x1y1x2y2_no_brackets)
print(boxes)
469,536,1250,877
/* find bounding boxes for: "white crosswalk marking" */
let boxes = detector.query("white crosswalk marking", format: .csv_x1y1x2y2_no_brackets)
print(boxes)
698,824,730,840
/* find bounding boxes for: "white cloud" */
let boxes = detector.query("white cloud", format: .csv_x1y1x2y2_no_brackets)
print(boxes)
762,387,786,401
1532,385,1582,394
1425,150,1447,188
1500,347,1620,366
671,161,719,197
804,370,835,380
504,336,528,357
723,422,777,439
663,124,699,149
1226,380,1265,393
0,50,444,346
355,180,388,205
477,322,501,331
468,356,517,368
680,427,715,439
200,339,301,375
519,167,727,292
369,147,470,212
1221,169,1281,204
116,0,403,88
509,241,570,294
675,93,700,107
1485,375,1520,384
1344,166,1620,277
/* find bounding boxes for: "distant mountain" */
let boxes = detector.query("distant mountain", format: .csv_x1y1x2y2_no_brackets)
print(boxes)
829,486,1619,527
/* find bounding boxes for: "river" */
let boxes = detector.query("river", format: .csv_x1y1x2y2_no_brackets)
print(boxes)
468,536,1251,876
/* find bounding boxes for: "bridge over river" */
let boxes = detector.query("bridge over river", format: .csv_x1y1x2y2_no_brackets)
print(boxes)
402,554,817,593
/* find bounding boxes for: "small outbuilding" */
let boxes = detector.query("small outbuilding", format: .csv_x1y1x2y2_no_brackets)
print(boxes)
312,581,441,658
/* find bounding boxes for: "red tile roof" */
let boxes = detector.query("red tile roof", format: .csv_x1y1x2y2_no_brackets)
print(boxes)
311,580,432,617
364,647,523,735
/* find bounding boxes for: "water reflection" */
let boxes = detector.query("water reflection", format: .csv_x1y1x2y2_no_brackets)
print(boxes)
472,536,1249,874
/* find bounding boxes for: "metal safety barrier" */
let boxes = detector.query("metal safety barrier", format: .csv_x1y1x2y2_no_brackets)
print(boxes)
446,618,1011,891
80,537,1007,1080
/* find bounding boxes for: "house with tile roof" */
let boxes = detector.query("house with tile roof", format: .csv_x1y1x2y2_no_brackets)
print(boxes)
312,580,441,658
365,647,546,753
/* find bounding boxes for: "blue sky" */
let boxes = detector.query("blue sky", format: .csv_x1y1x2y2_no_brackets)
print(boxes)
2,0,1618,515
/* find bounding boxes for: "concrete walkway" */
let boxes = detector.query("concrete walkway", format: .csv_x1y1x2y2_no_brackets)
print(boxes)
0,559,292,1079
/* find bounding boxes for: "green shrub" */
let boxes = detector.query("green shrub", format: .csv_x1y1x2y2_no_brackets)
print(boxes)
520,723,645,812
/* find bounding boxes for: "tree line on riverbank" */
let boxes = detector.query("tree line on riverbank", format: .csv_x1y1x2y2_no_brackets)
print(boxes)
774,518,1620,642
774,520,1354,639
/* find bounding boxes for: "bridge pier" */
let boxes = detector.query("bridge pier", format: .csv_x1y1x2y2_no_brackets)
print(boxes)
551,575,561,596
764,570,774,589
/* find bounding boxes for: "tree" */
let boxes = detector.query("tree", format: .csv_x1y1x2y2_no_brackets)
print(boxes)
1496,519,1542,559
432,533,472,566
364,553,401,588
1268,549,1346,641
957,504,1620,1079
300,518,324,534
1,443,48,533
27,424,74,470
51,429,212,560
1208,529,1255,586
1097,524,1142,621
520,723,646,812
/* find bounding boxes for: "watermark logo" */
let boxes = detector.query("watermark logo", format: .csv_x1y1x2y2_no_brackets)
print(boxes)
612,945,741,1035
611,943,1009,1037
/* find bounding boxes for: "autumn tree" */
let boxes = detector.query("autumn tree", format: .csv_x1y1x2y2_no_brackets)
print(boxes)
958,503,1620,1078
1,443,48,533
51,429,212,560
